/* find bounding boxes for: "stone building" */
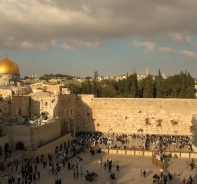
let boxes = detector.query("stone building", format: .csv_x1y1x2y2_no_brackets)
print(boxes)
30,83,73,94
0,58,74,158
0,57,29,98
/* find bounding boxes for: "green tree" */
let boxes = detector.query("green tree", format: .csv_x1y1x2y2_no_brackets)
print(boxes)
81,82,86,94
91,71,101,96
124,72,130,95
86,79,92,94
143,75,154,98
155,69,163,98
24,76,30,80
101,84,117,97
130,73,138,97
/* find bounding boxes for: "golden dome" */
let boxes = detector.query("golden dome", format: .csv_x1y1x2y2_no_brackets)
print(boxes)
0,58,20,74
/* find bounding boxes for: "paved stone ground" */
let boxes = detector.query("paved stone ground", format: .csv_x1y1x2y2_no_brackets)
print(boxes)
1,149,197,184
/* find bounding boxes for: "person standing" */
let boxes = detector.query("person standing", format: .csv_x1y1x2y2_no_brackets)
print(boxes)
116,164,120,172
17,173,21,183
68,162,71,170
37,170,40,179
104,162,107,169
73,169,76,178
143,170,146,178
76,170,79,178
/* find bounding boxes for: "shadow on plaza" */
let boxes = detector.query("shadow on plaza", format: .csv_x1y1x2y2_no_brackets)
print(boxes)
117,170,153,184
168,173,197,184
164,157,197,183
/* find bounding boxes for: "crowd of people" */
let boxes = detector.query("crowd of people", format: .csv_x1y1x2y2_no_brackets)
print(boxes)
75,131,193,153
0,131,195,184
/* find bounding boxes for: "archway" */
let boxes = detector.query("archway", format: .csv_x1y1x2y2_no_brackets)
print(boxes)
55,146,59,153
16,142,25,150
4,143,10,158
4,143,9,153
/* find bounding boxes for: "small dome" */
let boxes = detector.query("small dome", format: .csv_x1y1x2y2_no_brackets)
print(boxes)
0,58,20,74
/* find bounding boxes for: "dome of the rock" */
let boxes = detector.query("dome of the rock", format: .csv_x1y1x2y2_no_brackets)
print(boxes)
0,58,20,74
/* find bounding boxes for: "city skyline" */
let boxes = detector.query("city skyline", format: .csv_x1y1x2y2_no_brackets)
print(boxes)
0,0,197,78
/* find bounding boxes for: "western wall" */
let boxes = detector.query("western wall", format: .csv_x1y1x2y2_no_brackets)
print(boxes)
76,95,197,136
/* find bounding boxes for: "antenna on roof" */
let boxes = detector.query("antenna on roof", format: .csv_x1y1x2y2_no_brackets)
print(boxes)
32,58,35,83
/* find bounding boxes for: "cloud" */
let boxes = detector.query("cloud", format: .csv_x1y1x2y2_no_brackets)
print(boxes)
0,0,197,49
158,47,177,54
180,50,197,58
62,40,101,50
83,41,101,48
158,46,197,58
39,40,57,50
165,32,192,44
63,43,76,50
129,40,155,53
21,41,34,49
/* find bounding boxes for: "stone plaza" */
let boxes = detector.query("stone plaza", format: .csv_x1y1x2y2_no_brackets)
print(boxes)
1,148,197,184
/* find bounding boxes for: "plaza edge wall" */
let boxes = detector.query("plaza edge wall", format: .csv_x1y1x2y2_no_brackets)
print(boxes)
2,120,61,150
101,148,197,158
76,95,197,135
34,133,72,158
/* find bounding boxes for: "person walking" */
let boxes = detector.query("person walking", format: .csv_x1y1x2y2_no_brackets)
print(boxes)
116,164,120,172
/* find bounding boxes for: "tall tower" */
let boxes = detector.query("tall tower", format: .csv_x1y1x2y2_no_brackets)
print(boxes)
146,68,149,76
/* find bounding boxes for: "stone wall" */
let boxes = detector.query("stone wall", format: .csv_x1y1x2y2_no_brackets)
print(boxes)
11,96,30,117
0,134,11,155
35,133,71,158
2,119,61,150
3,125,32,150
28,93,77,119
76,95,197,135
191,115,197,143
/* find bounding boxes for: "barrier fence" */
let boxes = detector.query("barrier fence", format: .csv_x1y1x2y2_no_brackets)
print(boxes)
101,148,197,158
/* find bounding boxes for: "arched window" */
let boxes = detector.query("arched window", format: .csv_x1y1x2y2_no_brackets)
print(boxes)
45,102,48,106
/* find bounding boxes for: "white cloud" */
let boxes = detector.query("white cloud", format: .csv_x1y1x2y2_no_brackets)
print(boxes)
129,40,155,53
83,41,101,48
180,50,197,58
166,32,192,44
63,43,76,50
158,46,197,58
62,40,101,50
22,41,34,49
39,40,57,50
158,47,177,54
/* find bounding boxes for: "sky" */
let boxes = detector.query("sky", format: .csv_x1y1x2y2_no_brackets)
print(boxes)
0,0,197,78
